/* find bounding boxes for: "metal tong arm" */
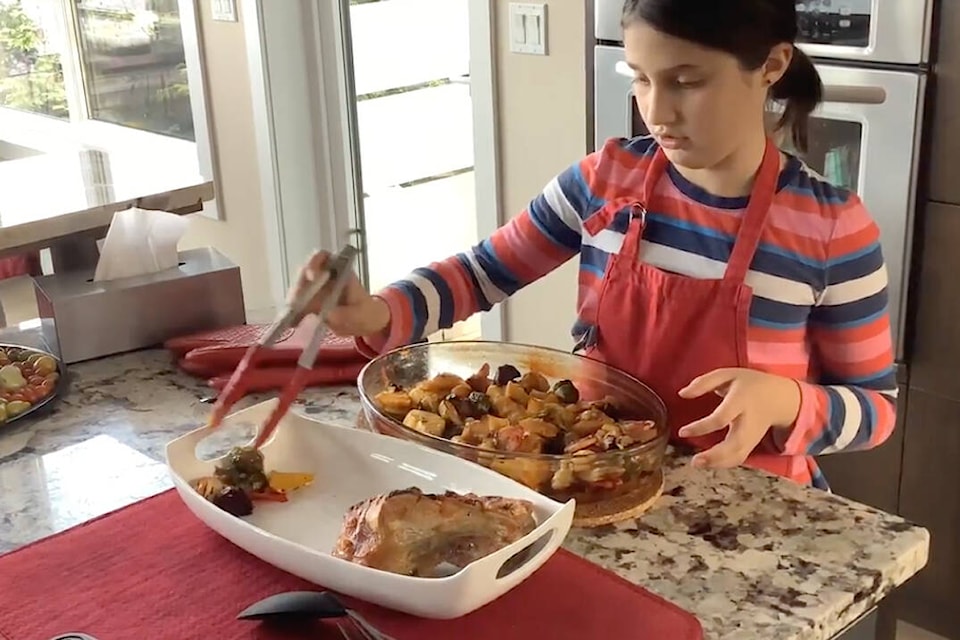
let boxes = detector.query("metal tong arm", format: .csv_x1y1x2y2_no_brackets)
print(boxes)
249,245,359,449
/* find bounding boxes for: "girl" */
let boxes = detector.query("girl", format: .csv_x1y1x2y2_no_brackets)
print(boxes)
293,0,897,490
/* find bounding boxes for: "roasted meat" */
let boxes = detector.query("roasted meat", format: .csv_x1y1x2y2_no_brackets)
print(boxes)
332,487,537,577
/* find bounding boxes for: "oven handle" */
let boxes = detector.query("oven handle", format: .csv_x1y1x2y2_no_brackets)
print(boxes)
615,62,887,106
821,85,887,105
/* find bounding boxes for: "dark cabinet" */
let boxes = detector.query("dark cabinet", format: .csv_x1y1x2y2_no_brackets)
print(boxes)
897,389,960,639
929,0,960,205
894,199,960,639
822,200,960,638
816,382,907,515
908,201,960,398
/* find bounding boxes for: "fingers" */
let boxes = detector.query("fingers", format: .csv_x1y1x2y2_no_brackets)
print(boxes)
287,250,389,337
289,250,330,304
678,368,739,399
691,415,757,469
677,393,741,438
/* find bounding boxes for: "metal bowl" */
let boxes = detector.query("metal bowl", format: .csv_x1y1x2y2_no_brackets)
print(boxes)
0,343,67,426
357,341,669,509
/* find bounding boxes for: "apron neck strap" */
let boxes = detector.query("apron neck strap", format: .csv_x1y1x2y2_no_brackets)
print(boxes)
723,138,781,283
616,149,673,260
620,138,781,272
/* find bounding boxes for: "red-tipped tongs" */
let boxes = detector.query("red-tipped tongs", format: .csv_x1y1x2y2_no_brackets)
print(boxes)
206,245,359,447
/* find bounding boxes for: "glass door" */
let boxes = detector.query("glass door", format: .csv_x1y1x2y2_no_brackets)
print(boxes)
343,0,481,341
247,0,500,338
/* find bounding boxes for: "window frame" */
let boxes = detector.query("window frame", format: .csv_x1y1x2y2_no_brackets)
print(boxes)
0,0,221,220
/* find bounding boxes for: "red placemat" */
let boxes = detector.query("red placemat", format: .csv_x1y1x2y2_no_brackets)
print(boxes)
0,491,703,640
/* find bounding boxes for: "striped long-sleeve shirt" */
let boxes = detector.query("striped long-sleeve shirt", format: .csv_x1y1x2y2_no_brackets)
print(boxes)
359,136,898,489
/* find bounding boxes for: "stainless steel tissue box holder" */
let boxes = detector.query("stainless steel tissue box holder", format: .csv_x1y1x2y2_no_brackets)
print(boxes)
33,247,246,364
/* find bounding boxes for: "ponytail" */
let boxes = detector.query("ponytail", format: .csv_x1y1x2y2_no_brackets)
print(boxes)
770,46,823,153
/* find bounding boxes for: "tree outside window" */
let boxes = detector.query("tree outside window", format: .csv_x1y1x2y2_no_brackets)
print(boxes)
0,0,68,118
0,0,194,140
75,0,194,140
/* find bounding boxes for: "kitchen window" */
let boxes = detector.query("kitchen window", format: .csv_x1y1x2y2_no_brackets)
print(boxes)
0,0,215,213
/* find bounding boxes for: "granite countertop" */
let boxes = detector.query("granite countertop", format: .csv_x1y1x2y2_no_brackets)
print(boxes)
0,350,930,640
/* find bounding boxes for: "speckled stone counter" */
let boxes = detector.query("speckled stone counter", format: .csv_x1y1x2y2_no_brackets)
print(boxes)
0,349,929,639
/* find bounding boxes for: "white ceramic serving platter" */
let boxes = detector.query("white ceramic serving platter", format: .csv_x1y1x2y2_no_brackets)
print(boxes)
165,399,576,619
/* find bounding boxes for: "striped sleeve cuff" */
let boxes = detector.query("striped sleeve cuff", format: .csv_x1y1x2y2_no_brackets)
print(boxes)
778,380,825,456
354,289,413,358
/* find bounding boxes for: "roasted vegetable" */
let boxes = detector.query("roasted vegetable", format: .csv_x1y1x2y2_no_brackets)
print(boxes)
466,363,492,392
519,371,550,393
551,379,579,404
214,446,269,493
212,486,254,516
378,362,661,461
493,364,521,386
268,471,315,493
445,390,493,420
192,448,313,519
375,389,415,416
403,409,446,436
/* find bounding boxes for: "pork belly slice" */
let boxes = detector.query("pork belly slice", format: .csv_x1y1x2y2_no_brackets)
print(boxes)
332,487,537,577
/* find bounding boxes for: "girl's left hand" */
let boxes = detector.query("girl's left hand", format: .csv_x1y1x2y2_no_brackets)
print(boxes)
676,368,801,469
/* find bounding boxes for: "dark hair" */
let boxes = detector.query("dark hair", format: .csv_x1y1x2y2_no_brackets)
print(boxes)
621,0,823,152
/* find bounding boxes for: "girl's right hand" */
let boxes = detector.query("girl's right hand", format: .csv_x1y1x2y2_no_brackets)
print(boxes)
290,250,391,338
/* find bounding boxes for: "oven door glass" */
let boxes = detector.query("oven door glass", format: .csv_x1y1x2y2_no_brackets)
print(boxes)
779,116,863,192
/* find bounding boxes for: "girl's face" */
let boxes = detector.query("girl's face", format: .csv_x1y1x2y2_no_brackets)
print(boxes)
622,20,792,170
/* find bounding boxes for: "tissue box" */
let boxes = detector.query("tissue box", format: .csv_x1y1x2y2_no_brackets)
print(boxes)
33,247,246,364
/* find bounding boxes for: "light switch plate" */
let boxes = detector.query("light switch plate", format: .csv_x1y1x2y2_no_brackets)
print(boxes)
509,3,546,55
211,0,237,22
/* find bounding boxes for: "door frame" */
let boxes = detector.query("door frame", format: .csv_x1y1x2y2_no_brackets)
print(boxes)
242,0,505,341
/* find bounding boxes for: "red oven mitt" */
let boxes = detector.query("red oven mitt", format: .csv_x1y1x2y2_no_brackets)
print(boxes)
166,316,370,393
164,324,296,360
183,324,365,373
0,252,42,280
207,360,368,392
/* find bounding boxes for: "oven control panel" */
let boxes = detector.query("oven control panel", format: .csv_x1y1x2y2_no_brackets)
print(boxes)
796,1,871,47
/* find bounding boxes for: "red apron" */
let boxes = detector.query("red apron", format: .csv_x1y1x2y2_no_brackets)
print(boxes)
581,139,795,480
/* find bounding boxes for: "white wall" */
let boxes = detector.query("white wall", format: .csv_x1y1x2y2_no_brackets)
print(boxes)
494,0,586,350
